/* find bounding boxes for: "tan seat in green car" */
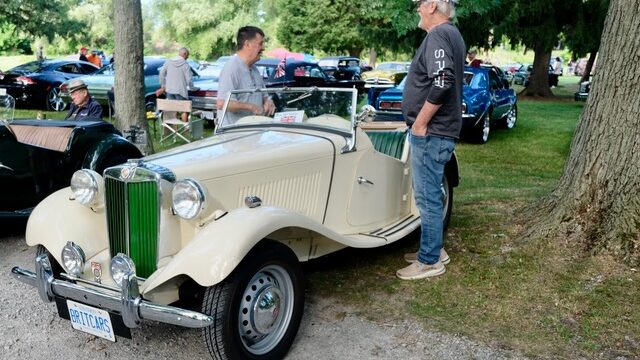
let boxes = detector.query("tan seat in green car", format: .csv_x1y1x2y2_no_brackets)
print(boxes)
365,131,407,160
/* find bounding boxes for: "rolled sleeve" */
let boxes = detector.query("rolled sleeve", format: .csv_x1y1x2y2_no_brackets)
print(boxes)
425,32,455,105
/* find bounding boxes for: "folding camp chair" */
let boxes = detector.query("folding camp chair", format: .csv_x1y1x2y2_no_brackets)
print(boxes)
157,98,196,143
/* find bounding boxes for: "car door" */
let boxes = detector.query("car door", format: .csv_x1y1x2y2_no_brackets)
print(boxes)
0,126,66,212
346,132,411,227
487,70,509,120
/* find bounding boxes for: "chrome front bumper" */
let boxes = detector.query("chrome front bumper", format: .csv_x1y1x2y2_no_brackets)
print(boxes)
11,254,213,329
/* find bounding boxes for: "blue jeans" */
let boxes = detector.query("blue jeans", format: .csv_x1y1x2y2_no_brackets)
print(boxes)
410,133,455,265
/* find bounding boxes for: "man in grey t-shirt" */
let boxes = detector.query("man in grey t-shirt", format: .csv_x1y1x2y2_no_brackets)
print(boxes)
217,26,275,125
397,0,465,281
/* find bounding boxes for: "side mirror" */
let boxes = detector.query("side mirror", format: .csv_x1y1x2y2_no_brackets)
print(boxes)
502,79,510,89
357,105,376,124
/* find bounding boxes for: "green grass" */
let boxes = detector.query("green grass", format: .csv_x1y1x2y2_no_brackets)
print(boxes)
305,74,640,358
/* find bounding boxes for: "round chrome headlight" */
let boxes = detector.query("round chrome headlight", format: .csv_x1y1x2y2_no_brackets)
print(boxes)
110,254,136,288
70,169,103,207
61,241,85,276
172,179,206,220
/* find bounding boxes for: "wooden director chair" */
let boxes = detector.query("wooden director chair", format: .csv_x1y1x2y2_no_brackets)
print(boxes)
156,98,201,143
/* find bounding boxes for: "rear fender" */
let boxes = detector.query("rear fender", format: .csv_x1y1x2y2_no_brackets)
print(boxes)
142,206,358,293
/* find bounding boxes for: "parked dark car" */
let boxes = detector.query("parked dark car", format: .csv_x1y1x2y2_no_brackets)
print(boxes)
0,60,99,111
256,58,366,94
62,57,212,113
574,80,591,101
188,77,219,124
0,119,142,219
513,63,554,87
372,77,405,122
371,66,517,144
318,56,363,80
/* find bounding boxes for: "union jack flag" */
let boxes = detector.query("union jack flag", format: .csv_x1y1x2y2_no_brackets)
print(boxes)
275,58,286,78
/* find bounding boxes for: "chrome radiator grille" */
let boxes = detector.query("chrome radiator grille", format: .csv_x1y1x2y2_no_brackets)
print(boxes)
104,164,165,278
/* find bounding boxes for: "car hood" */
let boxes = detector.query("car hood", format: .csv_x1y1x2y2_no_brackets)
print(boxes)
144,129,338,180
363,70,397,79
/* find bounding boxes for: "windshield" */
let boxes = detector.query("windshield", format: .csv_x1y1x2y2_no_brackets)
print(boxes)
93,60,164,76
9,61,45,73
217,87,357,135
463,72,486,90
96,63,115,75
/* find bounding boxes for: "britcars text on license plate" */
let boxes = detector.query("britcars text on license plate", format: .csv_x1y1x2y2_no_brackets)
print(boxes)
67,299,116,342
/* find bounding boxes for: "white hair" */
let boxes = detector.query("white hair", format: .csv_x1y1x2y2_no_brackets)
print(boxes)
429,0,456,19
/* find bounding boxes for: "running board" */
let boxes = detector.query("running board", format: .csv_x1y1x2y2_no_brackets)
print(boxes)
347,214,420,247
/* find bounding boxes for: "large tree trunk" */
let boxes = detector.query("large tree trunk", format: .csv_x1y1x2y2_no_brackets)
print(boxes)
526,0,640,265
523,39,553,97
580,48,598,83
113,0,153,154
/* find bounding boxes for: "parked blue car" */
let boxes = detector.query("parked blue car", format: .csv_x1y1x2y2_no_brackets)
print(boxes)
372,65,517,144
462,65,517,143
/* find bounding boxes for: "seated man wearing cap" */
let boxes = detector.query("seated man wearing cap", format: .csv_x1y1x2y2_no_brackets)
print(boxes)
65,79,103,121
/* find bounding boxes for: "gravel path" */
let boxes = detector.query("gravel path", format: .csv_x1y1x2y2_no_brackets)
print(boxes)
0,233,527,360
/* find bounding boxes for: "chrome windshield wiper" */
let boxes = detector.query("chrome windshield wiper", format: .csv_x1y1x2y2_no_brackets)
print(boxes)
286,87,318,105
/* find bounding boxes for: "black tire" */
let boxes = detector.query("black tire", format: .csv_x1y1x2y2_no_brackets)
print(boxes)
46,87,66,111
471,112,490,144
441,174,454,230
202,241,304,360
500,103,517,129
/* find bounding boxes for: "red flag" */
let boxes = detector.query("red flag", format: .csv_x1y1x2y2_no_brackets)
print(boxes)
275,58,286,78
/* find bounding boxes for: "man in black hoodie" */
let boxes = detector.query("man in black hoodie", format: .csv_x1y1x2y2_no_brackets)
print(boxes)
156,47,198,122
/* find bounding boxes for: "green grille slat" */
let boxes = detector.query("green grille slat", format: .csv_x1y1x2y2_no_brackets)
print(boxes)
105,177,159,279
127,182,158,278
106,178,127,256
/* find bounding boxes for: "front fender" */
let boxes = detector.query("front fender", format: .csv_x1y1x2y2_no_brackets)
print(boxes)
142,206,365,293
25,188,108,267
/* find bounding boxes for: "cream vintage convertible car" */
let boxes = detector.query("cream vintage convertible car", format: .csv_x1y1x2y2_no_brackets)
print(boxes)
11,87,459,360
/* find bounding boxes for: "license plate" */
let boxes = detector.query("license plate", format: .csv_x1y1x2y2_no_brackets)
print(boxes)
66,300,116,342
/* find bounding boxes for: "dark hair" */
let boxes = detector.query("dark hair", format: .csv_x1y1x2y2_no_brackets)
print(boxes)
236,26,265,51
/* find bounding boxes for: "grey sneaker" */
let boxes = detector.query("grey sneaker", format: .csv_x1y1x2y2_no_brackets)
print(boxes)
396,260,446,280
404,248,450,265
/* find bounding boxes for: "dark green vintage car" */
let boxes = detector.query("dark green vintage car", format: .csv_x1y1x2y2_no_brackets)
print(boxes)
0,119,142,220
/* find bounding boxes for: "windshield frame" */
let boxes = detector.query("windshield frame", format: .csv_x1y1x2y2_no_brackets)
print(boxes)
216,87,359,153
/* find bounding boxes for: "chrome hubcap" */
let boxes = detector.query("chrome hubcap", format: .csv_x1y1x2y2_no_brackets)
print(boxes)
506,108,516,128
440,176,449,220
482,116,490,142
48,89,65,111
238,265,294,355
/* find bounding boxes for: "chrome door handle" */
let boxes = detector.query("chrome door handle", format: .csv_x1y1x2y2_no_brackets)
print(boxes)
357,176,374,185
